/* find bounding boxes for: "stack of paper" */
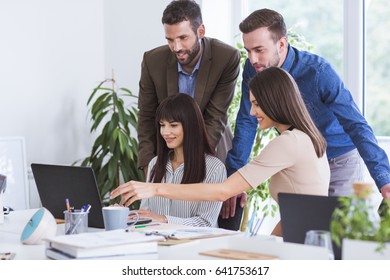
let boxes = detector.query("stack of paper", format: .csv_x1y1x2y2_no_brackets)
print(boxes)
44,229,164,260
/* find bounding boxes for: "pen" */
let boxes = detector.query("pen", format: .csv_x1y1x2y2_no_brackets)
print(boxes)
134,223,160,229
81,204,91,213
65,198,71,213
245,210,256,237
250,216,265,237
66,204,91,234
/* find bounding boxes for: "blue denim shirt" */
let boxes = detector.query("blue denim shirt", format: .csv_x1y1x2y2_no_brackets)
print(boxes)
226,45,390,189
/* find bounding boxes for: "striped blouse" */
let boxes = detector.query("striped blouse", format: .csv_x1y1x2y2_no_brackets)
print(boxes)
140,154,226,227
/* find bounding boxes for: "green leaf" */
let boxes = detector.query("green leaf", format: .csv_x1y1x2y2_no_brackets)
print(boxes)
120,158,131,182
119,87,136,97
127,109,138,128
78,78,145,202
118,130,127,154
113,143,121,160
116,100,127,127
96,87,116,91
90,92,111,114
108,132,117,155
108,113,119,134
80,157,90,166
91,135,104,155
91,96,112,118
87,80,106,105
90,110,109,133
108,157,118,181
101,179,113,199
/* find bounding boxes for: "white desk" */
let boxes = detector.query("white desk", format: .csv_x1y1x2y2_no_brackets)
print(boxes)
1,209,329,260
0,209,47,259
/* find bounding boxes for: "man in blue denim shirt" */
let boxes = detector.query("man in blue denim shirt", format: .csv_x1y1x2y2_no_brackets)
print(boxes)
222,9,390,230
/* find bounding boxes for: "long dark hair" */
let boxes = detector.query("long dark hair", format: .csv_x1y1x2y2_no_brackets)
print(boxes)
249,67,327,157
150,94,214,183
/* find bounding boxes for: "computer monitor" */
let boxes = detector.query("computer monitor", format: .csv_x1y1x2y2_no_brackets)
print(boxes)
278,192,342,260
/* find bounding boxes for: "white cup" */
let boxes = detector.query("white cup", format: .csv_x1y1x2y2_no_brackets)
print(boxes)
102,206,139,231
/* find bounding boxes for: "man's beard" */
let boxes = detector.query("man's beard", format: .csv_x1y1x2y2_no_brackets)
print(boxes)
175,38,201,66
253,49,281,72
269,49,281,68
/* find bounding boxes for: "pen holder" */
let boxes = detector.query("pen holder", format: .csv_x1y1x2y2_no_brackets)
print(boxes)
64,210,88,235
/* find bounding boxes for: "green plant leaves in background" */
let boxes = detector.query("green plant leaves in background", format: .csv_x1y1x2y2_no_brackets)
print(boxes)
331,196,390,251
77,78,145,209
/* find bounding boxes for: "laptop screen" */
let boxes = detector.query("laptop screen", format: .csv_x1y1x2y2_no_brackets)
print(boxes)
31,163,104,228
278,192,341,259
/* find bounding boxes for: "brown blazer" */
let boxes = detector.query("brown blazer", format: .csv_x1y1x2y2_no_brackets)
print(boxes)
137,37,240,168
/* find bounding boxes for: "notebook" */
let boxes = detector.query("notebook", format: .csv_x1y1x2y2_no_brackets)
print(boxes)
45,230,163,259
278,192,342,260
31,163,104,228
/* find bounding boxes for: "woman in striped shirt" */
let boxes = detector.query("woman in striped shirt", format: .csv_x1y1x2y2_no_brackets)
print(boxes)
136,94,226,227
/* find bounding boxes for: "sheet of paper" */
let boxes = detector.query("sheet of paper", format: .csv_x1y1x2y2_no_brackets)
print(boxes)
143,227,240,240
44,229,164,249
199,248,279,260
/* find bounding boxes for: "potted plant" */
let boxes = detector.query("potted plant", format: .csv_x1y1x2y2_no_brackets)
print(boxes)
330,183,390,258
77,74,145,209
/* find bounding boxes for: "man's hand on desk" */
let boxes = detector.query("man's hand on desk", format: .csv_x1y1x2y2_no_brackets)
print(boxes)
219,192,247,219
380,184,390,199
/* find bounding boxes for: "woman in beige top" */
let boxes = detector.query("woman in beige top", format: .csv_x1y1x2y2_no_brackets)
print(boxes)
111,67,330,236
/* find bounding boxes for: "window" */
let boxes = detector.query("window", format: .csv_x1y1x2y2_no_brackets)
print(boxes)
365,0,390,136
245,0,344,76
240,1,388,138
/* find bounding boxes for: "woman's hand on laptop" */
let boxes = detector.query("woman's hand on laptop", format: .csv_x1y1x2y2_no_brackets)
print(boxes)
111,181,156,207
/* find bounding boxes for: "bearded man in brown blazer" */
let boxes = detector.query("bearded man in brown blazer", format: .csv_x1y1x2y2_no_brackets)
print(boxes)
137,0,240,230
138,1,240,170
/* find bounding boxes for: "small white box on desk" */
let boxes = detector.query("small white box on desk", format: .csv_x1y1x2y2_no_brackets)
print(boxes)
342,238,390,260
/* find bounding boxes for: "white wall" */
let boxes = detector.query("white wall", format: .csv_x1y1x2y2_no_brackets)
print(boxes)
201,0,240,46
0,0,237,168
103,0,171,92
0,0,105,166
0,0,172,167
103,0,238,94
0,0,237,208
